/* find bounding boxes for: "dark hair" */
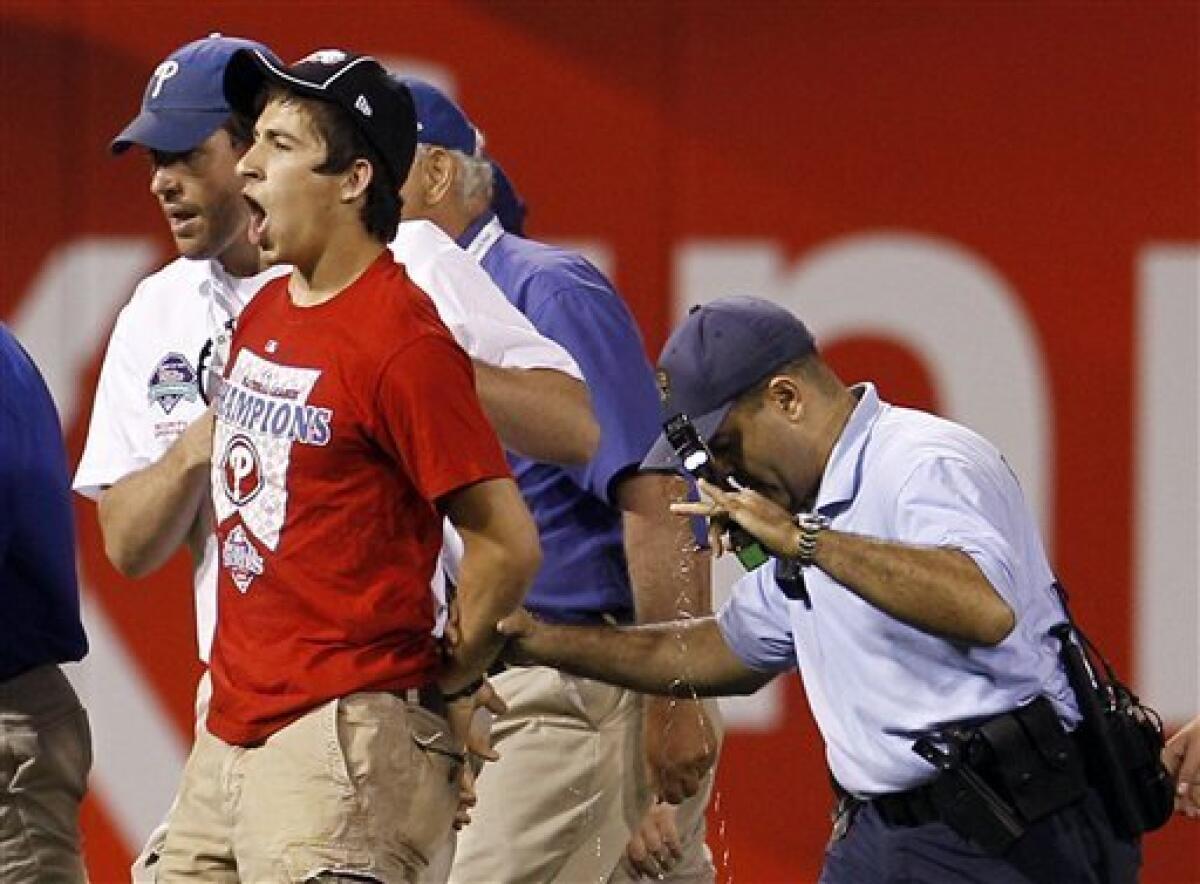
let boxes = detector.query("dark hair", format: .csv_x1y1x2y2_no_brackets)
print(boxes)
738,353,835,407
257,86,401,243
222,112,255,149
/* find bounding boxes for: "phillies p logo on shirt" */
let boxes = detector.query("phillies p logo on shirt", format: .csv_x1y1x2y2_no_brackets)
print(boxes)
221,435,263,506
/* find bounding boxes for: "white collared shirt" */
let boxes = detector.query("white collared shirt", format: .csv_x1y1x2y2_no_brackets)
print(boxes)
717,383,1078,796
75,256,286,663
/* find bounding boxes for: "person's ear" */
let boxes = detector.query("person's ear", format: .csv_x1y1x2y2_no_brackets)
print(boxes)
766,375,803,421
421,147,457,206
340,157,373,204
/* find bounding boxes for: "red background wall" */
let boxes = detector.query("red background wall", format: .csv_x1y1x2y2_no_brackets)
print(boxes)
0,2,1196,880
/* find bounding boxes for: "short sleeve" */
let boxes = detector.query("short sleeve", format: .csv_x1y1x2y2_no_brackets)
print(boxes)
373,334,511,505
526,280,662,505
73,310,159,499
716,567,799,672
892,454,1022,607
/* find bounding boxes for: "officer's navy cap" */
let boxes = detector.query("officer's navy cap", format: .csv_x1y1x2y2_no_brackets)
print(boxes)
642,297,818,471
111,34,276,155
401,78,483,156
224,47,417,189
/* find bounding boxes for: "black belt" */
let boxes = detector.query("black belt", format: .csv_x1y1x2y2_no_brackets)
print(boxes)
873,781,943,827
833,775,943,828
851,722,1088,830
487,659,509,678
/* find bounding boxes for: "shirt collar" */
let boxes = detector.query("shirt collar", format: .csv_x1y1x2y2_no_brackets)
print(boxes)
814,382,885,512
203,259,282,313
457,212,504,261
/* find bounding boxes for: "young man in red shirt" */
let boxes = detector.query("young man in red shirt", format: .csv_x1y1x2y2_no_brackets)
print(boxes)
156,48,540,882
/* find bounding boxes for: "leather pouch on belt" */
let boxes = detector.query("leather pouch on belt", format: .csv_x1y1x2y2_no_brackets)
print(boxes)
970,697,1088,823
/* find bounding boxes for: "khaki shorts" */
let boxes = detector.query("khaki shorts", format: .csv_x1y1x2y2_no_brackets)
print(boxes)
156,691,461,883
0,664,92,884
447,666,720,884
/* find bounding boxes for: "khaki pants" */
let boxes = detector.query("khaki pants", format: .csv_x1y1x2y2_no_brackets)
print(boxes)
156,691,461,883
132,671,213,883
448,666,720,884
0,664,92,884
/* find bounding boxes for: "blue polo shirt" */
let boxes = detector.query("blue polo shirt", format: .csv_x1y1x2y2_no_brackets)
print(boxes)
0,325,87,681
461,215,661,623
718,384,1078,796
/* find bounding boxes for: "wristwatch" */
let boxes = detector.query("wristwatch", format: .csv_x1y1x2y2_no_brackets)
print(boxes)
792,512,830,565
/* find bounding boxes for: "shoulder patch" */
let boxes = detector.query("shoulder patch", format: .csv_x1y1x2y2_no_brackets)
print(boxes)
148,351,199,414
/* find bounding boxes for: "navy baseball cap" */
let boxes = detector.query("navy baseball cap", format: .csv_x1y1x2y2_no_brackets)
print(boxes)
402,78,483,156
224,48,417,187
490,159,527,236
111,34,275,155
642,297,818,470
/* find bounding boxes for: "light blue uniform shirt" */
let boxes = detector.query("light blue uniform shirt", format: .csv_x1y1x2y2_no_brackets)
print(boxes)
717,384,1079,797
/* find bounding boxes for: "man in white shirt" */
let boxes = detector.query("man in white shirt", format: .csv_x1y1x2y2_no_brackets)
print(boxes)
76,35,595,880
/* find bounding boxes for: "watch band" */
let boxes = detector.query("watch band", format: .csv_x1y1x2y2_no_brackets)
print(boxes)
793,513,830,565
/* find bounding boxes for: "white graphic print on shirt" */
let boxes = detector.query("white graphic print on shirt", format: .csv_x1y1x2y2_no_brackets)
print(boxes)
212,349,332,591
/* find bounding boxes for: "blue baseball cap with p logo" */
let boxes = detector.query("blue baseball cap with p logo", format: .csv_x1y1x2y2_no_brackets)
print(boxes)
111,34,277,155
642,296,818,470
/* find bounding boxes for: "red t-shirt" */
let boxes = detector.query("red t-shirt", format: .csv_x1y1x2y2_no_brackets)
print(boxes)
207,252,510,746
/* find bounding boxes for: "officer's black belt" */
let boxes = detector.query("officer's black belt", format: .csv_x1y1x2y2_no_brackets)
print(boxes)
872,782,942,827
838,699,1088,833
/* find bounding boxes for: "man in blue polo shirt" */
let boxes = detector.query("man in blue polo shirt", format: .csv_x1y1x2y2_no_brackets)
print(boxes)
499,297,1144,883
0,325,91,882
400,81,721,883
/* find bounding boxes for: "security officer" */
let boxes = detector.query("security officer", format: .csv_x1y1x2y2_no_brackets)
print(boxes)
500,296,1142,883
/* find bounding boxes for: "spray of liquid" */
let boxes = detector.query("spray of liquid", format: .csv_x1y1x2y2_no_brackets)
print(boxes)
661,548,733,883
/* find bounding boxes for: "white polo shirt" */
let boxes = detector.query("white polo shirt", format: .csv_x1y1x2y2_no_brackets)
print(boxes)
717,383,1079,797
76,219,580,662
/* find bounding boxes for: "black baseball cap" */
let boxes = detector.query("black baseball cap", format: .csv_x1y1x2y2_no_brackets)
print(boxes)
224,48,417,187
642,297,818,470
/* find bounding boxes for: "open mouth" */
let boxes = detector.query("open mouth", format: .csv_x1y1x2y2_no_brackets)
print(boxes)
243,194,269,247
164,204,200,235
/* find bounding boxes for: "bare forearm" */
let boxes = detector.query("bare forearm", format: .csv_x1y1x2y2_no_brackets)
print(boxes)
473,363,599,465
514,617,765,698
445,546,535,691
441,478,542,693
621,475,712,624
679,480,1016,647
97,441,208,578
812,530,1015,645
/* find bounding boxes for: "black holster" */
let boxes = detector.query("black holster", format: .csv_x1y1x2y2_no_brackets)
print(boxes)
1051,623,1174,838
912,697,1089,855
